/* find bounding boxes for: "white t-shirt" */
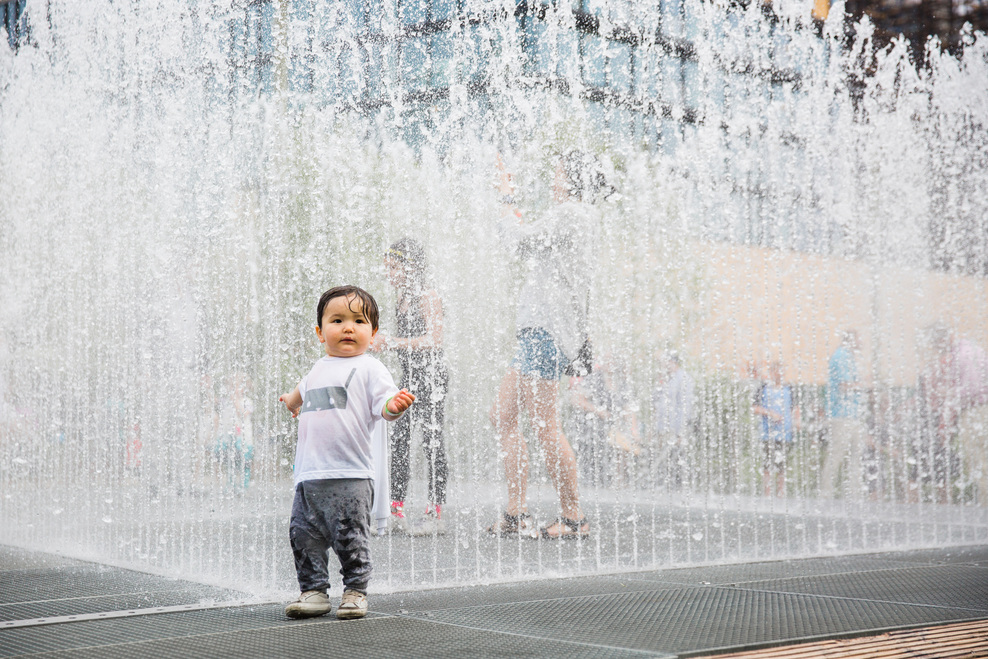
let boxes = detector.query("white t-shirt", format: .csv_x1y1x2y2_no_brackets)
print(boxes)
500,201,594,359
293,354,399,486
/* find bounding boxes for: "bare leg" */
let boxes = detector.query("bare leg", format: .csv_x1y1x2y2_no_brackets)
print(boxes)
491,368,528,516
524,376,582,521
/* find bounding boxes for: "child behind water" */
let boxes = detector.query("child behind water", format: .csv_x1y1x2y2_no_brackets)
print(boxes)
279,285,414,620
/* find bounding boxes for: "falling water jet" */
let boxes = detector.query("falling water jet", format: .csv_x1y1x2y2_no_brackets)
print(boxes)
0,0,987,596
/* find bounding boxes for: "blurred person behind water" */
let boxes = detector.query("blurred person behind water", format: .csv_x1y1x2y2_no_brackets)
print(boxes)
567,355,641,488
486,150,604,540
371,237,450,535
212,371,254,491
821,330,872,500
918,324,988,504
651,352,696,490
752,360,799,498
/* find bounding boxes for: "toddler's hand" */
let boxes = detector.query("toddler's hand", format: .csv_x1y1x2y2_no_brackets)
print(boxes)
279,393,301,418
386,389,415,416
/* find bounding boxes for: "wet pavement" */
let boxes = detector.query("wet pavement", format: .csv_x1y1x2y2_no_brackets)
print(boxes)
2,542,987,657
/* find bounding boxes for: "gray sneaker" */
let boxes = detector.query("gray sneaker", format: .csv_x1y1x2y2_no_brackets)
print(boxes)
285,590,331,619
336,588,368,619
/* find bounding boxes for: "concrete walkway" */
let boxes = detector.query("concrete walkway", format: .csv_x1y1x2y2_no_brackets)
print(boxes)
2,543,987,657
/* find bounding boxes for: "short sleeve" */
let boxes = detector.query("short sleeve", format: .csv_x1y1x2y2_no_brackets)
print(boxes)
366,360,400,418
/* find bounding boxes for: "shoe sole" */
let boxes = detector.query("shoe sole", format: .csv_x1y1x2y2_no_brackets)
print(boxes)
336,607,367,620
285,606,332,619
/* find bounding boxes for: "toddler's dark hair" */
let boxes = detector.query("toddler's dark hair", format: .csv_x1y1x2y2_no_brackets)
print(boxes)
316,285,380,331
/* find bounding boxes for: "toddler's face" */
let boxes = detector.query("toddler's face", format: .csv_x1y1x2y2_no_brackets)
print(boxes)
316,294,376,358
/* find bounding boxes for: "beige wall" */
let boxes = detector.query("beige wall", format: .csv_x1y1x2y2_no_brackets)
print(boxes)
692,242,988,386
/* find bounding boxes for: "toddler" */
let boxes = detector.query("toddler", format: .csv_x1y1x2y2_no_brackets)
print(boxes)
279,285,414,619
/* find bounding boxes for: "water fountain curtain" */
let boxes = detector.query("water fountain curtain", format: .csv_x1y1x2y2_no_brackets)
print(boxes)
1,0,986,595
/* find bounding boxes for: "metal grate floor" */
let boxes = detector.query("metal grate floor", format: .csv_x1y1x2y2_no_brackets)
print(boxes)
1,544,987,658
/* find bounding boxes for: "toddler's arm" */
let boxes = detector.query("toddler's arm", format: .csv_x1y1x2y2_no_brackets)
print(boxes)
279,387,303,418
382,389,415,420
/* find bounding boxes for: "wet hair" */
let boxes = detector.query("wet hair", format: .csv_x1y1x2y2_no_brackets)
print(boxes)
560,150,607,201
316,285,380,331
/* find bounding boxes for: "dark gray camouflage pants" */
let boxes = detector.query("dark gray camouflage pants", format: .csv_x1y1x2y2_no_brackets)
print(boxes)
289,478,373,594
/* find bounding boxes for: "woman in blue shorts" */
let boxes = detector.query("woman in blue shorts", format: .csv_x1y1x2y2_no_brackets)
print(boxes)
487,152,604,540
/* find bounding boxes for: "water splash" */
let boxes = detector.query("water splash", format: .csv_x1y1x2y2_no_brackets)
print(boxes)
1,0,986,596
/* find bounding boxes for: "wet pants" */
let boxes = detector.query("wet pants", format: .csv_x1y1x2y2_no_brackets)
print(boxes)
289,478,372,594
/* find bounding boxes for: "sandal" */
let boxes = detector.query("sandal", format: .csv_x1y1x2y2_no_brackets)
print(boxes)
486,511,538,538
540,516,590,539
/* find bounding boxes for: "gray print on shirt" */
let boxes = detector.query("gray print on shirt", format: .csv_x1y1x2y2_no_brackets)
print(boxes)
301,368,356,414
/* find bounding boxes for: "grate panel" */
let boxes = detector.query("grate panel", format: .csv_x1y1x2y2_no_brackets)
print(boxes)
403,586,985,655
372,574,677,614
0,588,249,623
616,555,924,587
0,605,290,657
0,566,237,605
0,564,244,623
746,565,988,612
0,613,668,659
